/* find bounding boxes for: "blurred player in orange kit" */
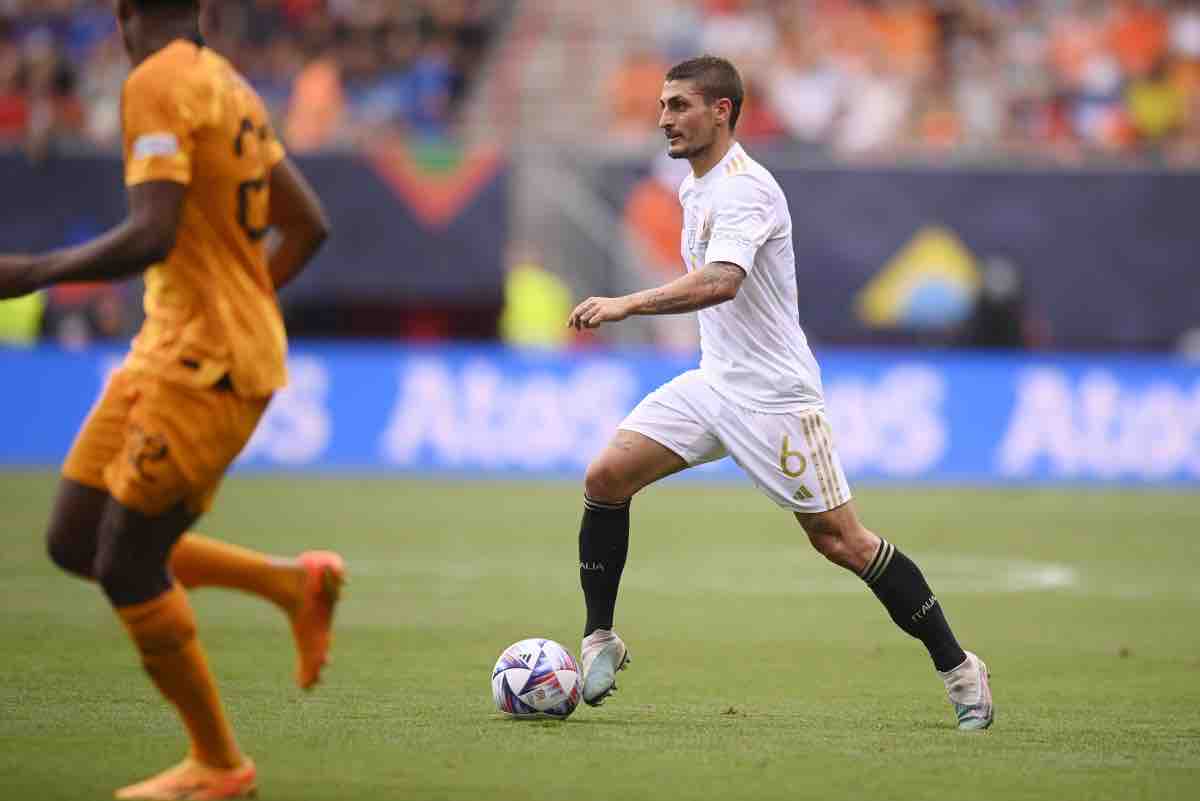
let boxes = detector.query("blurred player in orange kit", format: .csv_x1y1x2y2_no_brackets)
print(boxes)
0,1,341,798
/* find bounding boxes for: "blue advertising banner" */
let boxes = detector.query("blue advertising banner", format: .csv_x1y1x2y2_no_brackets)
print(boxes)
2,344,1198,485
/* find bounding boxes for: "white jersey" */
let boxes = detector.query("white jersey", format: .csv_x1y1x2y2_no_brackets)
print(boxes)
678,141,822,412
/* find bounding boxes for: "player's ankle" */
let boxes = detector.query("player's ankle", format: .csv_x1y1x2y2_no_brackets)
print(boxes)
190,748,246,771
267,557,305,612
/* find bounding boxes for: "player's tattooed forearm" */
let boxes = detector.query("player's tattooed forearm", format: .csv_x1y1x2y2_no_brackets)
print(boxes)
703,263,743,292
641,288,700,314
695,263,744,303
639,264,743,314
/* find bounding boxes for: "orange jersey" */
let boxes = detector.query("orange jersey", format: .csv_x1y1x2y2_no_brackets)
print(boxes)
121,38,287,398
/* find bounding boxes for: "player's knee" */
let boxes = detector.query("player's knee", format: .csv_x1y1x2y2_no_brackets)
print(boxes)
46,524,94,579
808,530,854,568
93,549,171,607
804,518,873,572
584,459,633,504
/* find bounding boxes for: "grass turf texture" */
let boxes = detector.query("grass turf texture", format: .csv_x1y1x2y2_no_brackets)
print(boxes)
1,473,1198,800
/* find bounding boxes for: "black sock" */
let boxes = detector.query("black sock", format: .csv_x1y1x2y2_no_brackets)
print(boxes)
579,496,630,637
862,539,967,672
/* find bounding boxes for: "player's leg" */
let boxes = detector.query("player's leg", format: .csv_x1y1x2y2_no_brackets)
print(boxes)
95,498,244,769
578,370,728,706
580,429,688,636
719,407,991,729
796,501,992,730
577,429,684,706
160,375,342,690
99,375,264,798
95,497,257,800
171,535,304,609
170,534,345,690
54,369,342,690
44,478,343,689
163,380,344,691
795,500,969,673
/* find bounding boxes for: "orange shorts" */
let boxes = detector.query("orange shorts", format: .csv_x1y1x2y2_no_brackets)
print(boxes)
62,368,270,517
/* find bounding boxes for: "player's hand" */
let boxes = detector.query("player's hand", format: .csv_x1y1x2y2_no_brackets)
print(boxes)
0,255,41,300
568,296,634,330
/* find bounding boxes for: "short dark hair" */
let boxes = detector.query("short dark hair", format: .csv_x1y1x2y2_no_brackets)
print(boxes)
665,56,744,132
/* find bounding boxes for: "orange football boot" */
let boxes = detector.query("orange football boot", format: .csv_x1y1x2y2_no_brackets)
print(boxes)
114,757,256,800
291,550,345,689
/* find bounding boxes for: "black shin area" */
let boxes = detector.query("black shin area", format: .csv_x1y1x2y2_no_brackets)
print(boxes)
45,479,109,579
579,496,631,637
862,539,967,672
94,500,195,607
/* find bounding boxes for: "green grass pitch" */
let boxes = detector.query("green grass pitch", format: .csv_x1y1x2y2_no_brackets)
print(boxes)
1,473,1198,800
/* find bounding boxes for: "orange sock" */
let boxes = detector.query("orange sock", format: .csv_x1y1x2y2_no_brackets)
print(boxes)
116,586,243,770
170,534,301,611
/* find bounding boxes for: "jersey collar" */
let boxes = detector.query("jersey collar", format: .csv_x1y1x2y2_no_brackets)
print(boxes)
693,141,743,187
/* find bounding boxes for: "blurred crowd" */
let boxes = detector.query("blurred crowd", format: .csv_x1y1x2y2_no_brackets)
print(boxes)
4,0,1199,164
0,0,509,158
610,0,1200,164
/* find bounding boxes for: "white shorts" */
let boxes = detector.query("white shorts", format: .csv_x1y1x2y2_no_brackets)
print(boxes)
619,370,852,514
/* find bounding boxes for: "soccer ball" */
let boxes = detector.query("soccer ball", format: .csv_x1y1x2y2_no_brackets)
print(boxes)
491,638,581,720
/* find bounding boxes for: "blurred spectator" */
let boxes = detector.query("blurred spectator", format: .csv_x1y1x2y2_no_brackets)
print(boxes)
960,257,1043,350
607,48,670,144
1109,0,1168,79
836,46,912,156
40,283,134,349
499,244,572,349
285,52,346,151
1126,57,1184,144
0,35,26,142
0,294,44,346
766,26,843,144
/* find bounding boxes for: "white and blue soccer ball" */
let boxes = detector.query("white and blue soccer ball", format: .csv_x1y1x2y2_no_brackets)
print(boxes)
491,638,581,720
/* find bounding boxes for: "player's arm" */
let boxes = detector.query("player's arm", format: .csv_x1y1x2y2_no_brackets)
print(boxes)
265,157,330,290
570,174,770,330
568,262,745,330
0,181,185,300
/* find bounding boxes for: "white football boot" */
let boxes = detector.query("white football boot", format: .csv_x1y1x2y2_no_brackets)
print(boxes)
939,651,994,730
580,629,631,707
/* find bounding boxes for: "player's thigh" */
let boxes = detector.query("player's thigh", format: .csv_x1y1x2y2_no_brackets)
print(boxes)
586,429,689,500
93,493,197,604
718,406,853,514
594,370,728,498
45,478,110,576
106,374,269,518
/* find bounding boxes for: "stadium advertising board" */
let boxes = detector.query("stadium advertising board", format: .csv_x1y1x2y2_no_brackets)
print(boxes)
3,345,1197,485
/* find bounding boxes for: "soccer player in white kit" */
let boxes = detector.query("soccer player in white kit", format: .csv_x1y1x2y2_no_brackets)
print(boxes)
567,56,993,730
